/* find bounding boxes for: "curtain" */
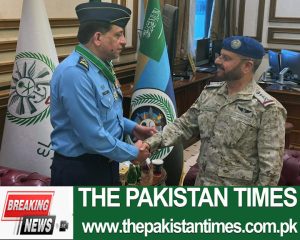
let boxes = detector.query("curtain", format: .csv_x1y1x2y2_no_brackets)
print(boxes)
209,0,237,41
205,0,214,37
177,0,190,59
187,0,196,57
188,0,214,58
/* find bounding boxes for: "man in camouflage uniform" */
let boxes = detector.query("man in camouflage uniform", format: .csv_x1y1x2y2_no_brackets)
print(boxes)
144,36,287,186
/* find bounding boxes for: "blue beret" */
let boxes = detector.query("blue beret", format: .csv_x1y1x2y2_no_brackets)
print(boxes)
76,1,131,28
222,36,265,59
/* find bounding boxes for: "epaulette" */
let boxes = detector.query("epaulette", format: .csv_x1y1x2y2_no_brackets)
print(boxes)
254,89,275,107
205,81,225,89
77,56,89,71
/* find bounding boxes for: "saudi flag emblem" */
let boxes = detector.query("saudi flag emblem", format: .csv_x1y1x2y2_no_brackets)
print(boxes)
7,52,55,126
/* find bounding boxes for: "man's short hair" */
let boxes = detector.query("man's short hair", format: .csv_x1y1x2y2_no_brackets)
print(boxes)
77,21,112,44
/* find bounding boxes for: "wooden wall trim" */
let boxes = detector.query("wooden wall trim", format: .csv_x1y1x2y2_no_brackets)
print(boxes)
0,36,79,53
267,27,300,45
238,0,265,42
0,19,19,30
121,0,138,55
269,0,300,23
0,55,69,75
0,41,16,53
0,18,79,30
0,20,137,54
0,62,14,75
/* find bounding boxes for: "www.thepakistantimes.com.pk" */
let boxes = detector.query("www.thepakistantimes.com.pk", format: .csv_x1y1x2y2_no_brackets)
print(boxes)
81,218,298,237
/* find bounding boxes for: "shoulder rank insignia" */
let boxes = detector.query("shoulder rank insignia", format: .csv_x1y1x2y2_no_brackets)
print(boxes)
254,90,275,107
77,56,89,71
205,81,225,88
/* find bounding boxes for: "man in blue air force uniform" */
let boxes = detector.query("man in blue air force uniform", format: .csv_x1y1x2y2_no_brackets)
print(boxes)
50,1,156,185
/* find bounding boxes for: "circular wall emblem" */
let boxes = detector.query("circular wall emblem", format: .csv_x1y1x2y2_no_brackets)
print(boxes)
7,52,55,126
128,89,176,160
231,39,242,49
131,106,167,133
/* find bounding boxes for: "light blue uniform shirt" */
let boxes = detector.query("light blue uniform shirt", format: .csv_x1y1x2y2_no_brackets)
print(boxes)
50,50,138,162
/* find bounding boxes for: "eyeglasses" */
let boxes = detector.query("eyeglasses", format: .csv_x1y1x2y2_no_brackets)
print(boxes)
216,54,253,63
240,58,254,62
215,54,230,62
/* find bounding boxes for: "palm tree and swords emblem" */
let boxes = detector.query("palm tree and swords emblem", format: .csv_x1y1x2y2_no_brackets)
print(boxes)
8,53,53,125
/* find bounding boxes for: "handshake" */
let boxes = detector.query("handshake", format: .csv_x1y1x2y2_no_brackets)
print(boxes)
131,140,151,165
130,124,157,165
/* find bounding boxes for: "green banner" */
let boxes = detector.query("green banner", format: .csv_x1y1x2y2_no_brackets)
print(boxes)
74,187,300,239
139,0,165,61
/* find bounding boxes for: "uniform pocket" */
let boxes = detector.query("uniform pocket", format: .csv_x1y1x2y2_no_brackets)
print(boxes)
218,165,253,181
215,112,256,147
99,94,115,120
100,94,113,109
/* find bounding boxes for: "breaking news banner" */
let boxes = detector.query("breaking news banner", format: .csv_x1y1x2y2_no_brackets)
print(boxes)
1,187,299,239
73,186,300,240
0,187,73,239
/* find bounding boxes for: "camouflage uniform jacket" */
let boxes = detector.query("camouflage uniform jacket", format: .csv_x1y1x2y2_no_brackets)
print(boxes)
145,80,287,186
